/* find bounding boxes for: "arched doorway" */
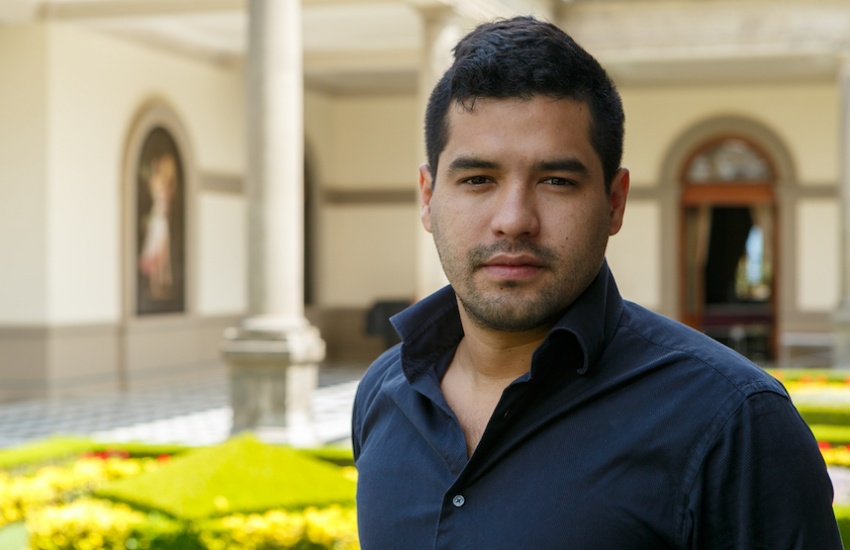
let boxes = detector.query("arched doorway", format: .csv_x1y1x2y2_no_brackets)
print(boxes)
680,136,777,362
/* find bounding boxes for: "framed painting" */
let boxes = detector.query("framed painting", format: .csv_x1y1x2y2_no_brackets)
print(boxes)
135,127,186,315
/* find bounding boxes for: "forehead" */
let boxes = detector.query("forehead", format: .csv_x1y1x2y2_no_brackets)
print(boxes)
440,96,600,171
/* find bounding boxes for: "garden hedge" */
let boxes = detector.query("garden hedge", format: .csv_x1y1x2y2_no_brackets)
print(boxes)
795,404,850,428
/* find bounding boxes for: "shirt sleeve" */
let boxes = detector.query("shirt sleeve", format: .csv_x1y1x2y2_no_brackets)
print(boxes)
683,389,843,549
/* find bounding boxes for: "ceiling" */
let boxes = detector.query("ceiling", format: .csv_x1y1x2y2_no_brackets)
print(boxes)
0,0,845,94
0,0,425,94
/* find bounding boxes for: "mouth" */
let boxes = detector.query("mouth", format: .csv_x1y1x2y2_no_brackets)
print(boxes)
480,253,545,280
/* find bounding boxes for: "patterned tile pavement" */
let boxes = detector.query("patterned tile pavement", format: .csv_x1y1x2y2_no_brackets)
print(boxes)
0,362,367,449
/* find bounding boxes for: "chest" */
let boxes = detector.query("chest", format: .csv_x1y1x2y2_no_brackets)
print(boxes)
355,385,685,550
441,378,503,457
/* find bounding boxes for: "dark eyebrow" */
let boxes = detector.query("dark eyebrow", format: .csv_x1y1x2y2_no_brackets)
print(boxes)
446,156,501,174
536,158,591,177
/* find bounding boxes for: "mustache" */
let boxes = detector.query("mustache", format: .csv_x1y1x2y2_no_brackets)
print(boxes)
468,241,557,266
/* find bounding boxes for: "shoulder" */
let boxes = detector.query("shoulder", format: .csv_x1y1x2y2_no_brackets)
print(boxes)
609,306,840,545
354,344,404,409
352,344,404,457
615,300,786,398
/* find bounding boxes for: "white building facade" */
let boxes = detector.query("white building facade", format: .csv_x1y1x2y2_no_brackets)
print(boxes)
0,0,847,399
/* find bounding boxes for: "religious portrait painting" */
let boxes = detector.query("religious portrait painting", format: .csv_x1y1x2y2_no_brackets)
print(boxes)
135,127,186,315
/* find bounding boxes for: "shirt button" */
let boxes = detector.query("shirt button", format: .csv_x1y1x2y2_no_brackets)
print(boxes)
452,495,465,507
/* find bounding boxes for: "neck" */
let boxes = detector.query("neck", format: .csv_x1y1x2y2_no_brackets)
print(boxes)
455,301,551,385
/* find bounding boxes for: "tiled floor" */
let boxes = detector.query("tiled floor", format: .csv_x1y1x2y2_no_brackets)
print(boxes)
0,363,367,449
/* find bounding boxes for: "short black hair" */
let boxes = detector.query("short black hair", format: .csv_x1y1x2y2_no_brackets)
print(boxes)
424,16,624,189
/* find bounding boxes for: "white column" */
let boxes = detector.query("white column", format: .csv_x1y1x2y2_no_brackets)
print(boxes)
835,57,850,367
246,0,304,325
414,6,465,299
223,0,325,446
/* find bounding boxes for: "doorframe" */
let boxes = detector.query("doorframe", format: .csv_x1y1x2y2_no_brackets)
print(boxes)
677,134,779,358
659,116,797,335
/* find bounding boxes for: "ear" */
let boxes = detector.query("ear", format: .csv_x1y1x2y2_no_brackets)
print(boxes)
419,163,434,233
608,168,630,236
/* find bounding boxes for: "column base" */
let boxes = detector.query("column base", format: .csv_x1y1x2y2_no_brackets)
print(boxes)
222,317,326,447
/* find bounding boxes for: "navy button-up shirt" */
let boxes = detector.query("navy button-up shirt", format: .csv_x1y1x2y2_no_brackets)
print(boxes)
352,264,842,549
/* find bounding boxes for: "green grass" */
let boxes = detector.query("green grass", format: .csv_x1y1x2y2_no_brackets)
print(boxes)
768,368,850,383
0,436,95,469
95,435,356,520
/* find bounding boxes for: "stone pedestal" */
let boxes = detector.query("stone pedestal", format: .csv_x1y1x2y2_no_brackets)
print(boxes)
223,319,325,446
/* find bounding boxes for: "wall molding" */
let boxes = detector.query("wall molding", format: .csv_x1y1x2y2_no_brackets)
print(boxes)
322,188,416,205
200,171,243,194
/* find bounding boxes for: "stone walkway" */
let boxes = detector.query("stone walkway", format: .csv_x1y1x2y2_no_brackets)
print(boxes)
0,362,367,449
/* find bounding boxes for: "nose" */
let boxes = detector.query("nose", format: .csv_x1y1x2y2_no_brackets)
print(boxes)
490,183,540,238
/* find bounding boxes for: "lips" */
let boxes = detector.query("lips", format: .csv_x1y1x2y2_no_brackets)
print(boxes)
483,253,543,268
480,253,545,280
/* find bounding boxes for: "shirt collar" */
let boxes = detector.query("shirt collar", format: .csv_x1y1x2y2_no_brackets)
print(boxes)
391,261,624,383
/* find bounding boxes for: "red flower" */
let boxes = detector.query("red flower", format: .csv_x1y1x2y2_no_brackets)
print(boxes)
818,441,832,450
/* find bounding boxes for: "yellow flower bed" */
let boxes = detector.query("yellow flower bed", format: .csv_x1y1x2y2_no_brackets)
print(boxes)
0,456,163,528
200,505,359,550
27,498,158,550
821,444,850,467
26,498,359,550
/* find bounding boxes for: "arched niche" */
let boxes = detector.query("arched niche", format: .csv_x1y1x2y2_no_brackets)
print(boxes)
121,100,197,320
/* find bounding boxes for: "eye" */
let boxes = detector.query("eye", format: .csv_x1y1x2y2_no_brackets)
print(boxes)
461,175,494,185
541,177,574,186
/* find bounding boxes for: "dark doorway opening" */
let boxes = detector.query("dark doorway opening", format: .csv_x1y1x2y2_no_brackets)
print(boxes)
679,136,777,363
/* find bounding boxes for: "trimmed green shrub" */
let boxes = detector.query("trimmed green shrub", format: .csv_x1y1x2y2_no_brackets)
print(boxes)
811,425,850,446
302,446,355,468
96,435,356,520
0,437,94,470
0,436,192,472
794,404,850,427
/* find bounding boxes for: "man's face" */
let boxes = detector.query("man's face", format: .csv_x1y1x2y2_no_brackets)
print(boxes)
419,96,629,333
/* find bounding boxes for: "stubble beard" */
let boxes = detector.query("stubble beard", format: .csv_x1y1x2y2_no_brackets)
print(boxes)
438,240,579,333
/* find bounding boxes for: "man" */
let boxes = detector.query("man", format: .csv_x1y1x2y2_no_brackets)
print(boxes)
352,16,842,549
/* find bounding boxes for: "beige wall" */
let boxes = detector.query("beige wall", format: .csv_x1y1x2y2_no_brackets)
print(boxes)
319,203,419,307
607,200,662,309
797,200,841,311
621,82,838,186
0,25,48,324
326,95,420,189
610,81,840,321
0,22,247,397
308,93,421,308
197,193,246,315
42,23,245,323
